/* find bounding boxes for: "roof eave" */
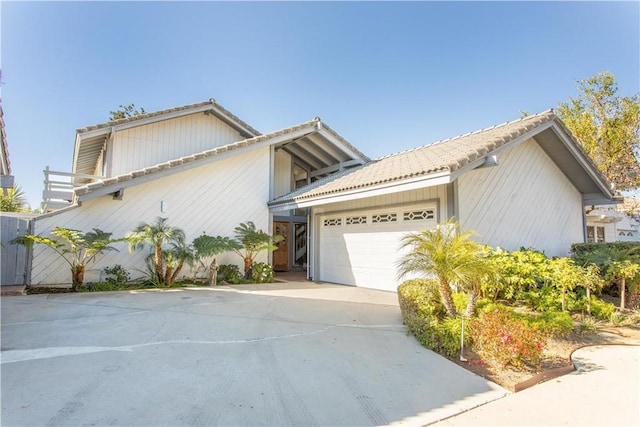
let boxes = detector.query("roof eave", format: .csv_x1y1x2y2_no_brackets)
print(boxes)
269,170,453,211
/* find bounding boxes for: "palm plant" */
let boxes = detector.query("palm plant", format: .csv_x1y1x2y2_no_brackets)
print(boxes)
0,185,29,212
162,237,196,286
126,217,186,286
397,219,487,317
232,221,283,278
13,227,119,291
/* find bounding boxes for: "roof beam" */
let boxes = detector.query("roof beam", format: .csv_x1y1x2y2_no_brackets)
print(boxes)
281,144,325,170
305,133,349,162
310,159,365,178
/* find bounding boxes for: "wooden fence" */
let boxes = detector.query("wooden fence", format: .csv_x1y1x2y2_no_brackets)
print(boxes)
1,215,32,286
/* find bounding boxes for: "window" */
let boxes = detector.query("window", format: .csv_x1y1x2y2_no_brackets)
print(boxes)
346,215,367,225
403,209,435,221
372,213,397,223
323,218,342,227
587,226,605,243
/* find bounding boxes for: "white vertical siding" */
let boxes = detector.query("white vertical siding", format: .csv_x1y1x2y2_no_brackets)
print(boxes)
458,138,583,256
312,185,448,216
32,147,271,285
110,113,243,176
273,150,292,199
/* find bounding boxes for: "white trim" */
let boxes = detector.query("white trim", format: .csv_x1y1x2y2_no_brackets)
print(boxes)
270,172,452,211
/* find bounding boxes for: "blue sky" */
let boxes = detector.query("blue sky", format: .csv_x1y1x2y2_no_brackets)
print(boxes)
2,1,639,208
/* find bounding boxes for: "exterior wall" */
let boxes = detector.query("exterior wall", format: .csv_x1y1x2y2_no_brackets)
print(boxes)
458,138,584,256
32,147,271,285
273,149,292,199
312,185,450,217
109,113,243,176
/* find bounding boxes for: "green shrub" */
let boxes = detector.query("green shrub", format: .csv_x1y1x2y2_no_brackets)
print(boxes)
520,311,574,338
589,298,616,320
249,262,274,283
82,282,127,292
103,265,130,286
398,280,468,358
452,292,468,313
217,264,242,284
470,309,546,370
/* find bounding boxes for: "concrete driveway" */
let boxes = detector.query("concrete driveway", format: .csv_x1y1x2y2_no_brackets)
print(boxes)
1,283,507,426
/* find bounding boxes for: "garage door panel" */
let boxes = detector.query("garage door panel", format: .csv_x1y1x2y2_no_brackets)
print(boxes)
318,206,437,291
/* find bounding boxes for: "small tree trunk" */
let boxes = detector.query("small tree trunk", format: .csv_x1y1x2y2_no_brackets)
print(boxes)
164,266,174,287
561,287,567,312
586,287,592,316
155,245,164,280
620,277,627,309
71,264,85,292
171,263,184,285
439,279,457,317
243,257,252,279
464,285,479,317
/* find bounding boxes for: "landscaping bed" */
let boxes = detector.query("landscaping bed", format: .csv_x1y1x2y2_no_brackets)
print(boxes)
451,324,640,392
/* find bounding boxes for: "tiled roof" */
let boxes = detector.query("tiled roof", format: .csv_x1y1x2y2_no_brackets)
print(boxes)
269,110,556,205
75,119,321,197
77,98,261,137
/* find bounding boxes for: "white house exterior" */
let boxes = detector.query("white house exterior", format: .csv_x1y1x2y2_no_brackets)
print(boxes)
32,101,616,290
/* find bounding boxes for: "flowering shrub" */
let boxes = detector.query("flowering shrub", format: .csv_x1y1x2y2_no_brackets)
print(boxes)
249,262,274,283
470,309,546,369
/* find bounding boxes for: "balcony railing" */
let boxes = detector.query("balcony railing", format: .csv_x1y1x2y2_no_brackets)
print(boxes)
43,166,104,212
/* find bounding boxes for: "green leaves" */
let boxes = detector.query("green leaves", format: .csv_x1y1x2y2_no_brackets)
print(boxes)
557,71,640,190
12,227,120,289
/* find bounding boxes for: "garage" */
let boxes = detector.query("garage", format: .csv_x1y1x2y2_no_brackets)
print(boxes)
316,204,438,291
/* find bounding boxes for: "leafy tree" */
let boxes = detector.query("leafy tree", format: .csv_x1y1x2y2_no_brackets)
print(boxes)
557,71,640,190
397,219,487,317
192,234,239,285
232,221,283,278
603,248,640,309
0,185,29,212
162,236,196,286
109,103,146,121
126,217,186,286
13,227,119,291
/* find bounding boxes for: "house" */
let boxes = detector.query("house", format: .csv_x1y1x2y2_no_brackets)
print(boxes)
585,199,640,243
32,100,616,291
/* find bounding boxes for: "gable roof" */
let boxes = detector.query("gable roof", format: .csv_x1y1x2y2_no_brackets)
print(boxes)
74,118,368,203
72,99,261,177
269,110,617,209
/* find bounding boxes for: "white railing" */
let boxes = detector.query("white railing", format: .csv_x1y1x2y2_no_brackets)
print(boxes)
43,166,104,212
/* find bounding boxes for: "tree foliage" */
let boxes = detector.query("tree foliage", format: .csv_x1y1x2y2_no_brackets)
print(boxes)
13,227,119,291
397,219,488,317
232,221,283,278
0,185,29,212
126,217,186,286
109,103,146,121
557,71,640,191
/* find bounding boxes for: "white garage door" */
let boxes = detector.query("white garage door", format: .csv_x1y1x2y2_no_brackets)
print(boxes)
317,205,437,291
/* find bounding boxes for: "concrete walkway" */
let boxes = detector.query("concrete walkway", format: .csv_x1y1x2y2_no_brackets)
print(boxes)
434,344,640,426
1,283,507,426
